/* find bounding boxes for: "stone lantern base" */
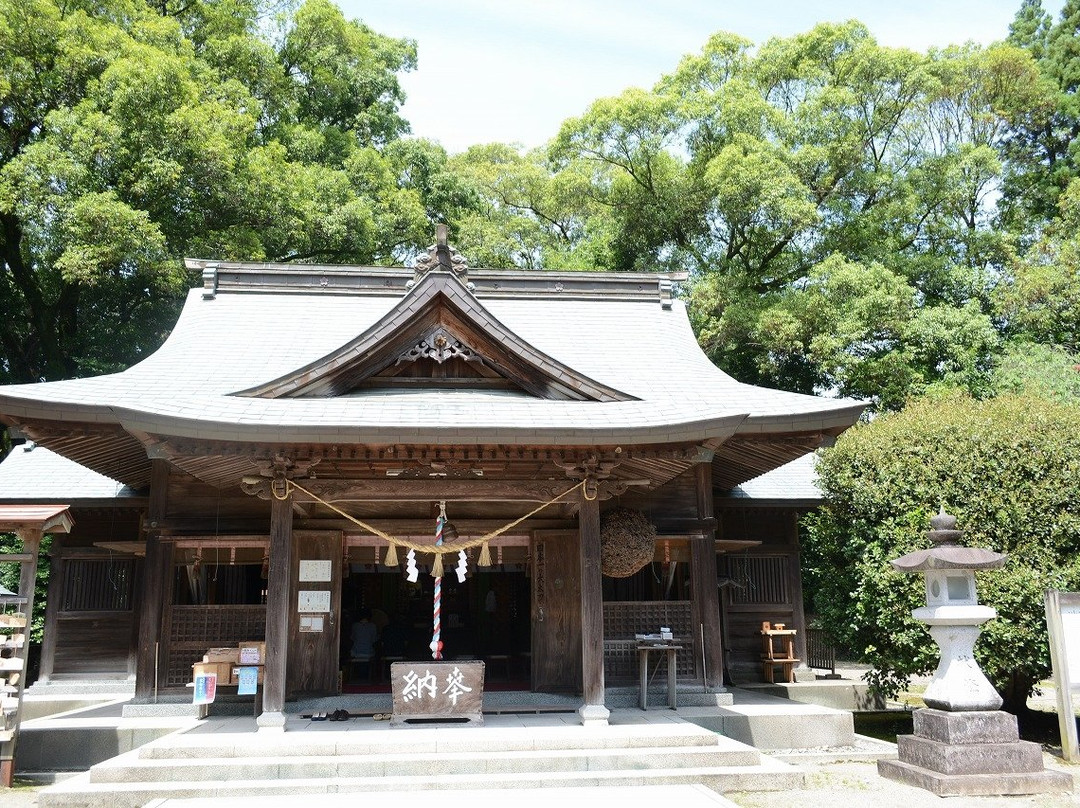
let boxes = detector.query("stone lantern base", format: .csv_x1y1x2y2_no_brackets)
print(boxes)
878,708,1072,796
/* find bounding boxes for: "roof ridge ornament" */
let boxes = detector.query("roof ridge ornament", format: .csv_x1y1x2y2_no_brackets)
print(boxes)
410,225,471,291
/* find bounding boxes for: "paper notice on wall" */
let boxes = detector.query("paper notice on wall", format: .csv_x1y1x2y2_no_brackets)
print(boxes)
299,560,333,582
297,590,331,613
299,615,325,633
236,666,259,695
193,673,217,705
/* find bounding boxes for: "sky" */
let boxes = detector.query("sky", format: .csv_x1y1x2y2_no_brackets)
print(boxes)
336,0,1066,154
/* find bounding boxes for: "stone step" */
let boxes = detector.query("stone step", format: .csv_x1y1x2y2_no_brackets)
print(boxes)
877,758,1073,797
138,721,729,759
142,785,742,808
43,760,804,808
91,743,762,783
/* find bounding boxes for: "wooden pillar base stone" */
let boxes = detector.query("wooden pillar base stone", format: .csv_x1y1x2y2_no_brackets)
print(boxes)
578,703,610,726
256,710,287,732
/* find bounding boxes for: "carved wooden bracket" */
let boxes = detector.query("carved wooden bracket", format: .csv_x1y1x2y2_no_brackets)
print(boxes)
240,454,320,500
553,451,626,502
395,327,479,366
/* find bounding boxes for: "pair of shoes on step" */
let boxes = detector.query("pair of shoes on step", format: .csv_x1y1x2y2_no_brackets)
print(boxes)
329,708,350,721
310,712,327,721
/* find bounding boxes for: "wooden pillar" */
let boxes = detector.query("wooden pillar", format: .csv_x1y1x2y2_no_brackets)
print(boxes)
577,485,609,725
135,460,170,700
36,544,63,685
259,489,293,729
789,510,809,664
691,462,725,690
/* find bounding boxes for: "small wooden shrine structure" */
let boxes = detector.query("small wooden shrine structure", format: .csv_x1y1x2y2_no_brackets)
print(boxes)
0,234,863,726
0,504,73,785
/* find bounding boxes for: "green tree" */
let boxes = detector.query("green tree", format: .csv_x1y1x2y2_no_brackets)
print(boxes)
1002,0,1080,230
804,393,1080,715
0,0,425,384
546,24,1043,402
996,177,1080,352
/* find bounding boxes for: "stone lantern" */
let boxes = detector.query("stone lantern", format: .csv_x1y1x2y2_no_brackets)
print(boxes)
878,508,1071,796
892,508,1006,712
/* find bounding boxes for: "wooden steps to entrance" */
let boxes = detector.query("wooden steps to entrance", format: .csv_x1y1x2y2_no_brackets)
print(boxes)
39,713,803,808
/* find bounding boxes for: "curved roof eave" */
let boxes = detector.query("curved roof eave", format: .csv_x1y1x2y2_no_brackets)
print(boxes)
108,408,753,447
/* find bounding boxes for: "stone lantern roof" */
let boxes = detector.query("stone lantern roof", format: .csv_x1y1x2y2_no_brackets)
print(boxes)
890,509,1007,573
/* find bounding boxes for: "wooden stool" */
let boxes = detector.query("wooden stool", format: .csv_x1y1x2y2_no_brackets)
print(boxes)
760,626,799,683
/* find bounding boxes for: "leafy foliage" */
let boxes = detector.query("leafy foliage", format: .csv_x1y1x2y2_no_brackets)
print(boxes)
0,0,444,384
0,532,50,644
804,394,1080,711
535,24,1044,405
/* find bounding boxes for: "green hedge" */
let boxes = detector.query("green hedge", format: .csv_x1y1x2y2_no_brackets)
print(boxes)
805,393,1080,710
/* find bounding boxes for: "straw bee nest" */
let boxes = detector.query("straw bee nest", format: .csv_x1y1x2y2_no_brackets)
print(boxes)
600,508,657,578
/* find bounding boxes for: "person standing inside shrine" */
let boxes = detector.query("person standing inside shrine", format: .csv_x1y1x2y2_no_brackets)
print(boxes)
350,608,378,679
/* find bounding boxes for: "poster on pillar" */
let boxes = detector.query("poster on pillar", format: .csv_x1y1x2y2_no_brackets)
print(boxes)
287,531,343,697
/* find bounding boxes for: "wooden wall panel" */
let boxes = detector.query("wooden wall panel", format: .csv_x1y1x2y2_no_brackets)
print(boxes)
531,530,581,692
52,613,134,677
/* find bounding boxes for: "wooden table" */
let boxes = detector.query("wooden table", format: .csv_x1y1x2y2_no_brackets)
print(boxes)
637,643,681,709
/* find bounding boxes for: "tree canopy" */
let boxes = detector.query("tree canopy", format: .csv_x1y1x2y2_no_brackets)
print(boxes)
0,0,466,384
8,2,1080,412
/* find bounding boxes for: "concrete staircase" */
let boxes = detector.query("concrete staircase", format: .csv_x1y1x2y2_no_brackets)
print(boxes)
39,713,803,808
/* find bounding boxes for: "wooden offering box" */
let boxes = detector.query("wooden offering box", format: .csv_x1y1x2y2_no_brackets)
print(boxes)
390,661,484,726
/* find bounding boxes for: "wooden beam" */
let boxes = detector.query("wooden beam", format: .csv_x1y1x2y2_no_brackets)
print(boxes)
691,462,724,690
152,517,576,536
578,488,606,716
277,478,587,503
259,491,293,727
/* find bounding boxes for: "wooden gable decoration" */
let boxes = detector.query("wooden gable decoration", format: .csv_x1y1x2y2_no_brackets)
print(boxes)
235,270,635,402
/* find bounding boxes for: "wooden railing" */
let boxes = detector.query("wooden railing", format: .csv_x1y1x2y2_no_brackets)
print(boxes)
806,627,839,678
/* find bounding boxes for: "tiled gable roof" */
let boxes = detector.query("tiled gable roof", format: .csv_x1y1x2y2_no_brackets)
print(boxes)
0,263,865,468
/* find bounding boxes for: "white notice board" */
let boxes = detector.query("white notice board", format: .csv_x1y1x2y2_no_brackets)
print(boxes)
1060,605,1080,680
1045,590,1080,763
298,560,333,582
297,590,331,613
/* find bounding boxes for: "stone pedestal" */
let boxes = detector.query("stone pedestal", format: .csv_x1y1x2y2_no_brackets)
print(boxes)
878,709,1072,796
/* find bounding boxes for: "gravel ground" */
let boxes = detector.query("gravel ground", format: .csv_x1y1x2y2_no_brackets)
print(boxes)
728,759,1080,808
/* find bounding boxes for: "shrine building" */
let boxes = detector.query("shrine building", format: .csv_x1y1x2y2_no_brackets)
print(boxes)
0,234,864,727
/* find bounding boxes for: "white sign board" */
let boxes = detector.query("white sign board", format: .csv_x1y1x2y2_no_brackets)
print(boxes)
298,560,333,582
297,590,331,613
1045,590,1080,763
1060,606,1080,680
299,615,325,633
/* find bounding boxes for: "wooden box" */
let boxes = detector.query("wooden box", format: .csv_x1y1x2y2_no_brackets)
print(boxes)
203,647,240,663
390,660,484,725
238,641,266,665
192,661,232,681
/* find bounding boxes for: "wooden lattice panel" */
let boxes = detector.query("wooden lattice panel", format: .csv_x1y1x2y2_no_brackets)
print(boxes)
166,605,266,687
603,601,691,638
719,555,789,605
602,601,694,681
